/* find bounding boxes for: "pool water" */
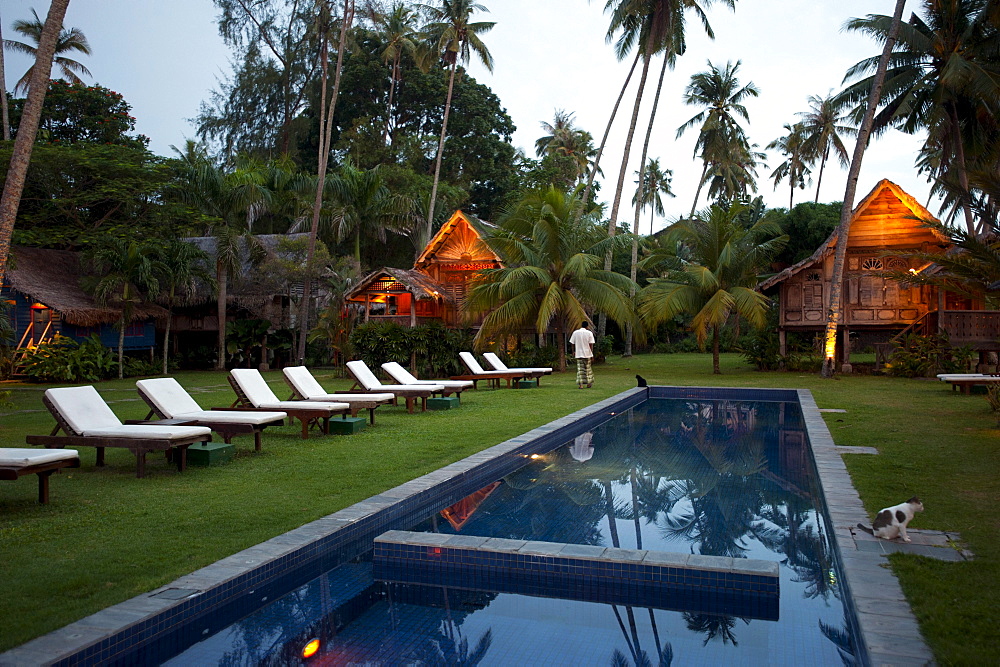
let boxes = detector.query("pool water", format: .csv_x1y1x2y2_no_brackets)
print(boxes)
165,397,861,665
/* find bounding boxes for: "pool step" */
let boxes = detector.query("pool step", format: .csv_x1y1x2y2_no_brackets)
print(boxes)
373,530,779,621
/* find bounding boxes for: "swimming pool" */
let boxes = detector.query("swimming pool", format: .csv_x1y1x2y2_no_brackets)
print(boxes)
7,385,912,666
159,389,862,665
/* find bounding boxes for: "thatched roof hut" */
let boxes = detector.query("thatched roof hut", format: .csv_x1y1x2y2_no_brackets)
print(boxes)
5,246,167,326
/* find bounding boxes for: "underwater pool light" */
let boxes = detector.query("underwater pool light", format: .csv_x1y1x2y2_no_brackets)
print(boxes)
302,638,320,659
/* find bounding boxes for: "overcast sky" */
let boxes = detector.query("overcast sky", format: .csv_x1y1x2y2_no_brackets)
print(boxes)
2,0,932,232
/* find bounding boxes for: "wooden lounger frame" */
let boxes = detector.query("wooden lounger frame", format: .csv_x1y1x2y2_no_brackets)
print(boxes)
449,371,530,389
134,386,284,452
945,376,1000,394
227,376,332,439
26,395,207,478
0,456,80,503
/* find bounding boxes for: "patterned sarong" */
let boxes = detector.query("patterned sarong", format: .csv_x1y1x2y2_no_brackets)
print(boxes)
576,357,594,387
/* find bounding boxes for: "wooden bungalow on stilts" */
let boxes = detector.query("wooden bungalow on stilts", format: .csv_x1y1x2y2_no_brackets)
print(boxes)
760,179,1000,372
345,211,501,327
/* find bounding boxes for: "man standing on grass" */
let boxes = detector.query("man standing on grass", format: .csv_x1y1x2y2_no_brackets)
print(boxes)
569,320,596,389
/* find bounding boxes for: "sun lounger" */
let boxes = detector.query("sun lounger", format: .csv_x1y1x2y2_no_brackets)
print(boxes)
939,374,1000,394
345,361,444,413
453,352,533,389
0,448,79,503
482,352,552,384
380,362,472,397
282,366,394,424
135,378,286,452
229,369,351,438
26,386,211,478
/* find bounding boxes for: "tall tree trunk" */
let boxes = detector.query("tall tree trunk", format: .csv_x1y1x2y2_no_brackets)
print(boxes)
599,52,652,342
298,0,353,363
426,58,458,238
625,55,669,357
163,302,173,375
0,14,10,141
712,324,720,375
578,50,642,221
689,161,709,218
384,52,400,145
814,148,828,203
118,315,126,380
216,263,228,370
949,103,977,237
586,51,641,341
821,0,905,378
0,0,71,279
557,328,567,373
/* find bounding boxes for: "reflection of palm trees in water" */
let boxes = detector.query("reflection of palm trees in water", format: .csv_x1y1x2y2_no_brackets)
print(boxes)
682,612,747,646
757,499,839,601
819,614,858,666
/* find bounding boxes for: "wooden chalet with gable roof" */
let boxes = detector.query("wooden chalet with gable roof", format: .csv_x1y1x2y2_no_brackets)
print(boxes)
345,211,501,327
760,179,1000,369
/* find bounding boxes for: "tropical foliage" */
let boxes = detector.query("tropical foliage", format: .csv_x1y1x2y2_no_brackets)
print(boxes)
4,7,91,94
466,187,638,371
639,203,787,373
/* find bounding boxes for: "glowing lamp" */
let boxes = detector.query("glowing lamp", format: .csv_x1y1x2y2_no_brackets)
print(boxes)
30,302,48,310
302,638,320,660
529,454,541,460
909,268,919,275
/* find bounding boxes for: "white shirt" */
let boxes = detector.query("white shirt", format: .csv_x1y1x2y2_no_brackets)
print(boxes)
569,327,595,359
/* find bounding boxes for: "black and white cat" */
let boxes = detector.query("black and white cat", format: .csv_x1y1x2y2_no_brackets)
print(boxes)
857,497,925,542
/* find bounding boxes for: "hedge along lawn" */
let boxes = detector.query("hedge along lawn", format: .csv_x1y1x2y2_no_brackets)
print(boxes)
1,355,998,663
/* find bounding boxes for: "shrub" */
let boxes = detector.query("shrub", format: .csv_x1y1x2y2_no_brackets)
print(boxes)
508,344,558,369
122,356,162,378
885,333,968,378
348,321,474,378
986,384,1000,427
175,344,217,370
22,334,115,382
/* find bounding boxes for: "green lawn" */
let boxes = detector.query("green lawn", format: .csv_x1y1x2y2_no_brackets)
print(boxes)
1,354,998,663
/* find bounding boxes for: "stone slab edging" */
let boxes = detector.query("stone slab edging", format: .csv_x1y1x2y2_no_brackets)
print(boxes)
796,388,934,667
0,388,647,666
373,530,780,620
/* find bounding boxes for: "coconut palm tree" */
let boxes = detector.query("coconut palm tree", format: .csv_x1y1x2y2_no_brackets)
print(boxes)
83,239,161,380
373,1,419,145
798,93,853,203
677,60,759,216
175,156,272,370
292,160,418,262
638,203,787,374
1,13,10,141
534,109,598,187
465,187,638,372
419,0,495,237
632,158,674,235
821,0,907,378
5,7,91,94
767,122,812,209
0,0,70,280
152,239,214,375
599,0,733,345
840,0,999,237
301,0,355,363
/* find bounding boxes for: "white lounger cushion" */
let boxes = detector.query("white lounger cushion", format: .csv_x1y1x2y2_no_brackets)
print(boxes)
381,362,473,389
137,378,286,423
230,369,349,412
482,352,552,373
936,373,994,380
283,367,394,402
346,360,444,392
0,448,79,468
45,386,211,439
